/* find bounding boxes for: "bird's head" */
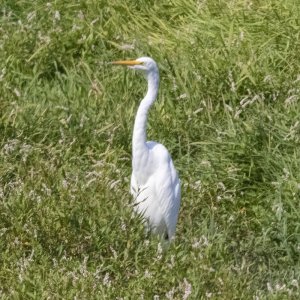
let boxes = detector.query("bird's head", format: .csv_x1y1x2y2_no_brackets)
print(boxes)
112,57,158,75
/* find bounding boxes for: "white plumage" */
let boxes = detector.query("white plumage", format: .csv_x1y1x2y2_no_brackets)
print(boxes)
112,57,181,241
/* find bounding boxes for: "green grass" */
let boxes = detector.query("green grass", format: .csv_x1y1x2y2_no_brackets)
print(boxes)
1,0,300,298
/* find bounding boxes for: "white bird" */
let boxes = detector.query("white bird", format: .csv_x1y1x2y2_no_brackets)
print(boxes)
112,57,181,241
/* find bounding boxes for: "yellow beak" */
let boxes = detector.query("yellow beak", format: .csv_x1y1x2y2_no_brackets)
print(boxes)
111,60,143,66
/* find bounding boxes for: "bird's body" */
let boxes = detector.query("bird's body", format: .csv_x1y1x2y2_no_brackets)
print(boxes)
131,141,181,239
112,57,181,241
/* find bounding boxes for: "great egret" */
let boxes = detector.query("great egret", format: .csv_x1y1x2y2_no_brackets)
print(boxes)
112,57,181,241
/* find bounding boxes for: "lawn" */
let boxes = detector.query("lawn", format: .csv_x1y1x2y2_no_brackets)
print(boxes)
1,0,300,299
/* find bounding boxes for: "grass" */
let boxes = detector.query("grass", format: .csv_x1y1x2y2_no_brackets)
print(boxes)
1,0,300,298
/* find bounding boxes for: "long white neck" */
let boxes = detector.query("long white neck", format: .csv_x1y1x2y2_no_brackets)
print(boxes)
132,71,159,158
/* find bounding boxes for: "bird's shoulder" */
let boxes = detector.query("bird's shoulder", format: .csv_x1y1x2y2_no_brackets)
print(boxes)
146,141,171,162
